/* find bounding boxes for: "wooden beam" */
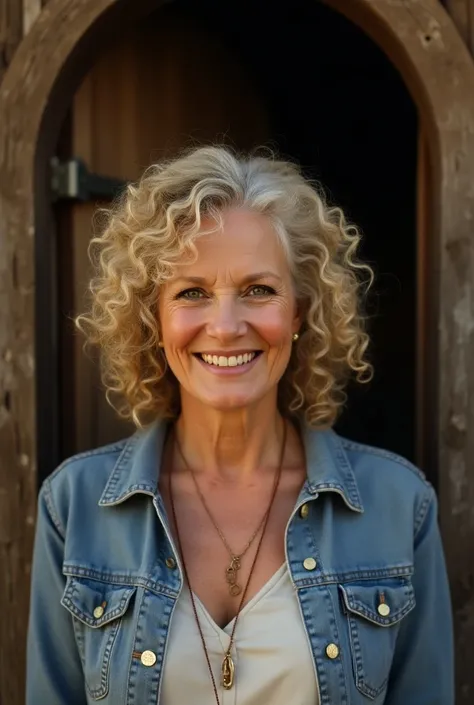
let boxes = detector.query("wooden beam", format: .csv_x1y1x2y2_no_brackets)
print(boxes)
22,0,42,35
0,1,37,702
445,0,474,54
326,3,474,701
0,0,23,81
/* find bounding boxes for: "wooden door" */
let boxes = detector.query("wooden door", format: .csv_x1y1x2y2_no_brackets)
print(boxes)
64,6,269,454
415,129,435,476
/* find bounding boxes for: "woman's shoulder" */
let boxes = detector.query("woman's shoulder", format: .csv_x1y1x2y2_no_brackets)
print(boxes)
334,432,435,526
304,426,435,527
337,435,429,486
40,436,133,526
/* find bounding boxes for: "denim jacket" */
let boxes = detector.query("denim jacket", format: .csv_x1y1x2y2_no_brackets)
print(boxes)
26,422,454,705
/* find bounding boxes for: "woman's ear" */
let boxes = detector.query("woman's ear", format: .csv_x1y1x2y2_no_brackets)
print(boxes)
292,299,302,336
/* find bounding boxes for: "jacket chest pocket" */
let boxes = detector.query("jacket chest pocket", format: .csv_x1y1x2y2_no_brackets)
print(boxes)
338,578,416,700
61,576,137,700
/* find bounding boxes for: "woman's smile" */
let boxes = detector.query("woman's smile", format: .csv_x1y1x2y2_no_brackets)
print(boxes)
194,350,263,374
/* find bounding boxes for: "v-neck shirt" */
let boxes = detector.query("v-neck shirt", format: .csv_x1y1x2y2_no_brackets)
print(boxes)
160,563,319,704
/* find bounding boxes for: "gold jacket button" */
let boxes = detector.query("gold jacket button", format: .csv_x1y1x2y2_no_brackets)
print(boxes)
378,603,391,617
165,557,176,569
299,503,310,519
141,650,157,667
303,557,317,571
326,643,340,659
93,606,104,619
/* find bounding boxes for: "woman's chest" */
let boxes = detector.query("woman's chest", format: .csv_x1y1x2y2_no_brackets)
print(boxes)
167,496,293,628
161,468,306,628
160,565,319,705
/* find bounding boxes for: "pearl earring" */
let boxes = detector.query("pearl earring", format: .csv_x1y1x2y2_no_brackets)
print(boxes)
158,341,165,348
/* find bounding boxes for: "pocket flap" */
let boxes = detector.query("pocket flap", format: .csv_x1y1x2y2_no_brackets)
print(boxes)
61,576,136,628
339,580,415,627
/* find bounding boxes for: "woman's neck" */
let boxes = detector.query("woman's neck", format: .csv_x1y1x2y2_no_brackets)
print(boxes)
174,393,290,484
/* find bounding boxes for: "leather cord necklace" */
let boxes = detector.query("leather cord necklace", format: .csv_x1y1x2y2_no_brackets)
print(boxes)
174,433,275,596
168,422,286,702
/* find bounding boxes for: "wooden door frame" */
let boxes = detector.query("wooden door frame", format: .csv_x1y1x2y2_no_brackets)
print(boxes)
1,0,474,700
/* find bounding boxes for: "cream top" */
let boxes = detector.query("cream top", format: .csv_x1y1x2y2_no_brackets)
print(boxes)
160,563,319,704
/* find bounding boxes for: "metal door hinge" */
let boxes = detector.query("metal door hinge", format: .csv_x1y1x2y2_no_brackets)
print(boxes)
50,157,126,202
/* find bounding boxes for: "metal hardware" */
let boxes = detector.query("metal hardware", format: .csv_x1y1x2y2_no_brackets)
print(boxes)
50,157,126,202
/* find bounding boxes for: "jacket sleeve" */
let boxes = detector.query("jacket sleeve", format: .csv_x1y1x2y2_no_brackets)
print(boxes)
26,479,87,705
385,486,454,705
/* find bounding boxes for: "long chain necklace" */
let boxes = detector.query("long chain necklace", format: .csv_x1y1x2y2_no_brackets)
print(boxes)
168,422,286,703
174,434,275,597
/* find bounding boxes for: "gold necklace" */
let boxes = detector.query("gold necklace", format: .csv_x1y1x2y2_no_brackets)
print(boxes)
174,434,276,596
168,422,286,702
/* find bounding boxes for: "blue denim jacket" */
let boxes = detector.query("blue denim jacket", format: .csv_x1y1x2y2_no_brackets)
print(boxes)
27,422,454,705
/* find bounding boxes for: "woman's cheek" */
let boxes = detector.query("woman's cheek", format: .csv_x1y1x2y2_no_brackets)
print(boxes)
250,305,293,346
166,307,206,347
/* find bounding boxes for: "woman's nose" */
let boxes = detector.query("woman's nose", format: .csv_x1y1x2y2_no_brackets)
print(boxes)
206,296,247,341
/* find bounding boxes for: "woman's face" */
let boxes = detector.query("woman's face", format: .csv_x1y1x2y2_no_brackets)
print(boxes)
158,208,300,412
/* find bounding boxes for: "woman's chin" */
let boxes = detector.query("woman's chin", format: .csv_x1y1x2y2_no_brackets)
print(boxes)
191,387,267,413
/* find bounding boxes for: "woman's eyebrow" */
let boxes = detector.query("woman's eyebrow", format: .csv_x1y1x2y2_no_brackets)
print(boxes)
171,271,282,286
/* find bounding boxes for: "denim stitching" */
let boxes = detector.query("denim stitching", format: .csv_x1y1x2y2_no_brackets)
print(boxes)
294,564,414,587
62,577,126,700
42,479,65,537
72,614,85,664
85,619,121,699
325,583,350,703
46,440,127,484
340,438,430,486
347,611,389,699
126,588,146,704
105,484,155,504
62,567,179,599
307,484,362,512
99,441,136,503
414,488,434,538
343,596,416,626
333,441,363,508
61,579,136,627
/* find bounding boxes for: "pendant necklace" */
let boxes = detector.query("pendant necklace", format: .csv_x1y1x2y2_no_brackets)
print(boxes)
174,434,278,597
168,422,286,702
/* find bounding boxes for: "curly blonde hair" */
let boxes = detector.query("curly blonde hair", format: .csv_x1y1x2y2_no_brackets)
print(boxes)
76,145,373,428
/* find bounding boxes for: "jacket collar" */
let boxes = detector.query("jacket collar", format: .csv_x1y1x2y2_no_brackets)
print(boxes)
99,420,363,513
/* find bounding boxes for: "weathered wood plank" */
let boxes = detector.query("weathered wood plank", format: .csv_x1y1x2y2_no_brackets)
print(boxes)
0,1,35,702
445,0,474,53
0,0,23,80
22,0,42,35
326,4,474,702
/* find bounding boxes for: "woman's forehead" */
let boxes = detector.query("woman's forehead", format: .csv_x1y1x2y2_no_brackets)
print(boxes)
181,209,288,268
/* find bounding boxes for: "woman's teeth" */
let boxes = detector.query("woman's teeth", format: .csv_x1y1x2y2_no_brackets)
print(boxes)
200,352,257,367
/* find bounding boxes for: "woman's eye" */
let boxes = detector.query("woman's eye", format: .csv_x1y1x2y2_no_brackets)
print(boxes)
177,288,206,300
246,285,276,297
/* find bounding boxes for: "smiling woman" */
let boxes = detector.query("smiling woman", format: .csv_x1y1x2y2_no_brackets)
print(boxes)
26,146,454,705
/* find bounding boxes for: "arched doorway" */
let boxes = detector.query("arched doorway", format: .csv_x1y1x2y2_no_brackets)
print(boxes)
1,0,474,701
59,1,418,470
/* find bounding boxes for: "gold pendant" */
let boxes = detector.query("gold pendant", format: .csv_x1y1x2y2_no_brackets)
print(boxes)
225,556,242,596
222,654,235,690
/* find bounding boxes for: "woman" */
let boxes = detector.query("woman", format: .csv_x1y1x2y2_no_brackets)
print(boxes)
27,146,454,705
